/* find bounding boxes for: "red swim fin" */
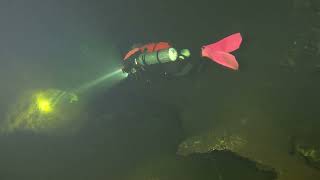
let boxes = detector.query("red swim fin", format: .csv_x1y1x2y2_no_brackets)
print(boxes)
202,33,242,70
204,51,239,70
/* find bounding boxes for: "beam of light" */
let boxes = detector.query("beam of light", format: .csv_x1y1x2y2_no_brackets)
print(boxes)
75,68,128,93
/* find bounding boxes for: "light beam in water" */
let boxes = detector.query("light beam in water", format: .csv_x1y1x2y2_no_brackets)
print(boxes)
76,68,127,93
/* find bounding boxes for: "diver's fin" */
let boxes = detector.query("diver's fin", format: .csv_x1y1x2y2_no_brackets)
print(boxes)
201,33,242,70
203,51,239,70
203,33,242,53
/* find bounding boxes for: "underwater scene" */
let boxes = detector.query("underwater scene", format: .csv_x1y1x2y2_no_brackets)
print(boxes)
0,0,320,180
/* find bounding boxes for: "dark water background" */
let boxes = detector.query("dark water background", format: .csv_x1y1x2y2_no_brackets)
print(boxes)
0,0,319,179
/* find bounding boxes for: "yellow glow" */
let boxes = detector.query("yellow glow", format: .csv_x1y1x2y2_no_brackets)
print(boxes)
37,97,52,113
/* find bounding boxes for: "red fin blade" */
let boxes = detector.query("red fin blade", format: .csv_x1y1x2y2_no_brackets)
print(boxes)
203,33,242,53
202,33,242,70
202,50,239,70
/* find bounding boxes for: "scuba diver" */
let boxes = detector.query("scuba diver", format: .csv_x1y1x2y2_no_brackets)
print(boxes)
122,33,243,81
122,42,193,81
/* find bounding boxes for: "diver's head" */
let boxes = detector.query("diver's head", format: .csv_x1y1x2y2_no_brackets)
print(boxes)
179,49,191,60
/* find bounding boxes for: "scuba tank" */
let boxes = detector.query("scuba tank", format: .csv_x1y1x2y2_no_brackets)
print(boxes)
122,48,179,75
136,48,178,65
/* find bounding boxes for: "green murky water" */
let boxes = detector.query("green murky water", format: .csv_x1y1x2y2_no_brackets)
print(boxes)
0,0,319,179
